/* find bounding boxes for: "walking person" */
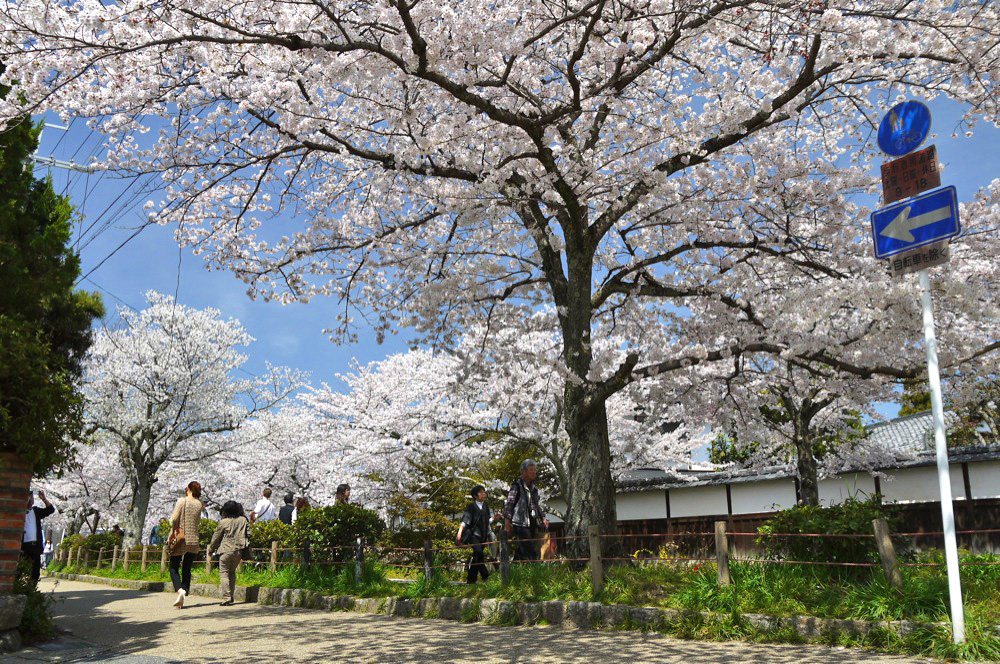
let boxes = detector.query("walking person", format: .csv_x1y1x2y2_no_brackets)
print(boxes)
291,497,310,524
207,501,250,606
456,485,496,584
21,489,55,583
335,484,351,504
42,537,54,569
168,481,204,609
503,460,549,562
278,493,295,525
250,488,276,523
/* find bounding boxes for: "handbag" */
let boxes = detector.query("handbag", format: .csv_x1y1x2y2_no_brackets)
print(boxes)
168,500,187,553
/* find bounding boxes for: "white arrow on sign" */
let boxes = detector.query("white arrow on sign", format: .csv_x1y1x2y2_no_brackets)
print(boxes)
879,204,951,242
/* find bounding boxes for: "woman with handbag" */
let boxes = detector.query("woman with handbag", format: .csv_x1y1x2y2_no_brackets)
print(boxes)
207,500,250,606
168,481,204,608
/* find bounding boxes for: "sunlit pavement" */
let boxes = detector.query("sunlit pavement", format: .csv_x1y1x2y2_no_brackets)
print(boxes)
7,577,936,664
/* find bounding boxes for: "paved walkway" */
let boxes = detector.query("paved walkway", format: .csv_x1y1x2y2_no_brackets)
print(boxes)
9,578,936,663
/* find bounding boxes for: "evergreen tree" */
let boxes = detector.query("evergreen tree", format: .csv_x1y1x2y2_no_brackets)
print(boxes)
0,95,103,474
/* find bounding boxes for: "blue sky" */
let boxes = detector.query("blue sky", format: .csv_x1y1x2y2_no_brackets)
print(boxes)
31,97,1000,416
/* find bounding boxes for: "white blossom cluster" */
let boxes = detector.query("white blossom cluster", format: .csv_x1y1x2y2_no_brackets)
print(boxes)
6,0,998,534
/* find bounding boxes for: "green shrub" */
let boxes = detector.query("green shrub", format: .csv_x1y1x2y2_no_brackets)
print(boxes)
81,531,122,552
156,518,172,541
291,504,385,562
14,558,54,644
382,495,458,546
757,495,902,564
197,518,218,548
249,518,293,549
57,533,86,553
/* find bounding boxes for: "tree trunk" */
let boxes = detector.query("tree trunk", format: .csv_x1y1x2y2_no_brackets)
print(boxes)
563,399,619,558
125,475,153,549
781,391,822,508
794,433,820,507
67,506,95,535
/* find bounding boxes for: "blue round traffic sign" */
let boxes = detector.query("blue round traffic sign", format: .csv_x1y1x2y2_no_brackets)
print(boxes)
877,101,931,157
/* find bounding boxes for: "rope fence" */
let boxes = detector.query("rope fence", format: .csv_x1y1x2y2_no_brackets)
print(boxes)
50,521,1000,592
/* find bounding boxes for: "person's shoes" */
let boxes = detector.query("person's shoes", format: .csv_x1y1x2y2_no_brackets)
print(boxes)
220,600,234,606
173,589,186,608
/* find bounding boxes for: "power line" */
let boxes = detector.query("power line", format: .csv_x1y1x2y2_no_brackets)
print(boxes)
83,277,139,312
75,220,154,286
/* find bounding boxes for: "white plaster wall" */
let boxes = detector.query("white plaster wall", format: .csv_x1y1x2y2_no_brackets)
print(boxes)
669,485,729,518
967,461,1000,499
880,465,965,503
730,479,797,514
615,490,668,521
819,473,878,506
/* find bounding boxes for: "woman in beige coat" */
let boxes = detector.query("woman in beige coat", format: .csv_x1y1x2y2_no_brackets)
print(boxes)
168,481,204,608
207,500,250,606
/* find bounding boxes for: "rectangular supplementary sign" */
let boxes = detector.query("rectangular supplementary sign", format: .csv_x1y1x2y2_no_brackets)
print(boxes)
870,185,960,260
881,144,940,205
886,241,950,278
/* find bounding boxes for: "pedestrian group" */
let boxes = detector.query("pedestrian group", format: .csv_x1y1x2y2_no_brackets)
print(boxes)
22,459,551,606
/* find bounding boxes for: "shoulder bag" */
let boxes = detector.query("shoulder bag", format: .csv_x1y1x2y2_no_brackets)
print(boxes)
168,500,187,553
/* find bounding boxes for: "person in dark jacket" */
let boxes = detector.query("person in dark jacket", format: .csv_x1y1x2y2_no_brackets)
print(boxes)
278,493,295,525
503,460,549,562
457,485,497,584
21,489,55,582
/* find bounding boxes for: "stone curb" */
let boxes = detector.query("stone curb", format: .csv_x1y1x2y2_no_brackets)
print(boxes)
45,572,961,642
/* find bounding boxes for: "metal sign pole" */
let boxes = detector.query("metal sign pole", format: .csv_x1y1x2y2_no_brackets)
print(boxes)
918,267,965,644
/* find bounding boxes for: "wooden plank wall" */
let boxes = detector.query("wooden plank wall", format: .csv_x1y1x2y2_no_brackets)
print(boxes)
551,498,1000,557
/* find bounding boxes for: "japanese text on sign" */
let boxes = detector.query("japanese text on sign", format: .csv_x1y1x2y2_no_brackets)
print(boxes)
881,145,940,205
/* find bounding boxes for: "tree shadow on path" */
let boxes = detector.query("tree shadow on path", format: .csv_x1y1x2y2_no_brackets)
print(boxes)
38,578,933,664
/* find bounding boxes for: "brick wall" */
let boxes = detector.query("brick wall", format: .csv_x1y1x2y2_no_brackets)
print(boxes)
0,454,31,595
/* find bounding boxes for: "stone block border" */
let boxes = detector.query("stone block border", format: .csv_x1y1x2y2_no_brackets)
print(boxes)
46,572,969,643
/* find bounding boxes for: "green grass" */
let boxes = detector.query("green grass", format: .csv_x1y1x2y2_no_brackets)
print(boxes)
48,553,1000,660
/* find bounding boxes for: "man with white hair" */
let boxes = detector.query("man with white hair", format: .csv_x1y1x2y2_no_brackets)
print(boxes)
503,459,549,561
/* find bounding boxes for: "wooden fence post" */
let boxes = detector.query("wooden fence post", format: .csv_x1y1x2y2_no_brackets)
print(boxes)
97,547,105,570
588,524,604,595
123,547,130,571
81,548,89,570
499,529,510,584
75,546,81,568
141,545,149,572
112,545,119,570
873,518,903,590
354,537,363,585
715,520,731,586
207,548,214,574
423,539,433,580
270,541,279,574
160,546,168,574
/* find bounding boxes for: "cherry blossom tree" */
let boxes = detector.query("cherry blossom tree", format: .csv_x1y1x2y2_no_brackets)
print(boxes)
193,405,343,511
303,319,705,513
2,1,998,543
44,438,129,536
82,291,304,546
694,182,1000,505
